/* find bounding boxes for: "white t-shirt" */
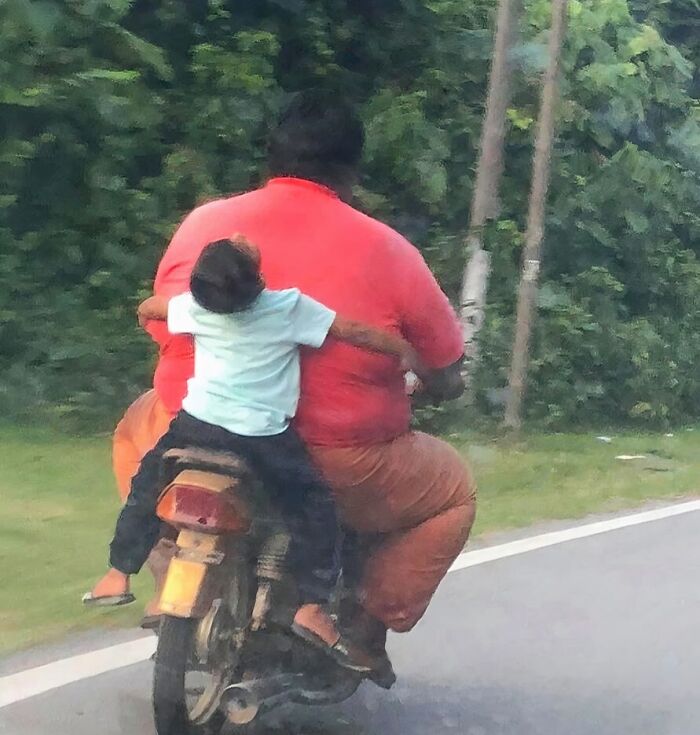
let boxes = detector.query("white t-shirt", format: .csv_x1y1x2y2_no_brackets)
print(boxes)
167,288,336,436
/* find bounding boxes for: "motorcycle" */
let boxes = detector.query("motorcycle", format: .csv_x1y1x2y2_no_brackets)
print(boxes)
151,446,368,734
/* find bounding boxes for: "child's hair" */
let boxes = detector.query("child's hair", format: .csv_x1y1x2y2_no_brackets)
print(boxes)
190,238,264,314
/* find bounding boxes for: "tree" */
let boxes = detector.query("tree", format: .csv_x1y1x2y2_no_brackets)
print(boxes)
460,0,521,393
504,0,569,429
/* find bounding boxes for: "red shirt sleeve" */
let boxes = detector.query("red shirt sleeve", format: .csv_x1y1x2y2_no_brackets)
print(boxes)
394,237,464,370
154,203,226,297
145,202,228,344
146,201,228,412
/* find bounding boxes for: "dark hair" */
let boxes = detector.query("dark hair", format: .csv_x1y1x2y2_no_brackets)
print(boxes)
268,89,365,191
190,239,264,314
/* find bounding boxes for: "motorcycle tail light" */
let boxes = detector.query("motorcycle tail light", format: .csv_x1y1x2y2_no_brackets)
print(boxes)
156,484,250,534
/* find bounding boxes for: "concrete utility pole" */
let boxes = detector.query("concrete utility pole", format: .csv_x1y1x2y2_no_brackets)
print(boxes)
460,0,520,394
504,0,568,429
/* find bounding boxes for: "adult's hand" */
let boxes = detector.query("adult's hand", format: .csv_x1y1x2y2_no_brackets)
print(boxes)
421,357,465,404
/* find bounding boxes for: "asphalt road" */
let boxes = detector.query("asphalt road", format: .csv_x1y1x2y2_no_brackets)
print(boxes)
2,509,699,735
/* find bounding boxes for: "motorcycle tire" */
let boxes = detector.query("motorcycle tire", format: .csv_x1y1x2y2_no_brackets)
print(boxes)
153,616,225,735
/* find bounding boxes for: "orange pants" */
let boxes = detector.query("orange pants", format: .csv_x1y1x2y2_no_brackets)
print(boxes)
112,392,476,632
113,390,175,502
112,391,177,606
310,435,476,632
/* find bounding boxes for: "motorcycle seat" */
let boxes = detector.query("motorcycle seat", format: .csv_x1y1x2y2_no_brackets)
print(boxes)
162,446,253,481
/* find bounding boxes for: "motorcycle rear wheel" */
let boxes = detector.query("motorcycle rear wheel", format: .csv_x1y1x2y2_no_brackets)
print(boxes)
153,615,226,735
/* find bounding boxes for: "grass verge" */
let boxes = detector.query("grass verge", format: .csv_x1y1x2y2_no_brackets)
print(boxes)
1,424,698,654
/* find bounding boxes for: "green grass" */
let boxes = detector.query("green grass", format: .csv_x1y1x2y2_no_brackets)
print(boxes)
0,426,149,654
1,424,699,654
457,429,700,535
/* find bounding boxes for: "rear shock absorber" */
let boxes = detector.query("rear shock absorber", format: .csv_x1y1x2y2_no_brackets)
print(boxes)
251,528,292,631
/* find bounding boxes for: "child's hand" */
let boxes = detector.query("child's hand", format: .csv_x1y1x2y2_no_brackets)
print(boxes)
405,371,425,396
137,295,169,328
137,303,149,328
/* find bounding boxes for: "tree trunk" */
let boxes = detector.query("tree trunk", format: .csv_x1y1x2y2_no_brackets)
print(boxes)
461,0,520,393
503,0,568,430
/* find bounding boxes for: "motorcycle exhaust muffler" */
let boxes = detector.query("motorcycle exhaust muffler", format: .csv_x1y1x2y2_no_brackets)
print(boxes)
222,673,307,725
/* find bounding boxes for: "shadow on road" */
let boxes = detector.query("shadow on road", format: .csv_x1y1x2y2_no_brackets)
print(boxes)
228,676,674,735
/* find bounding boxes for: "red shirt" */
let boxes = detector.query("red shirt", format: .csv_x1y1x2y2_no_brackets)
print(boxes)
149,178,463,447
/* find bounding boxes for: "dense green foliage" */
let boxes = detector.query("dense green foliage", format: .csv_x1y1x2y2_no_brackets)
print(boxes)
1,0,699,428
479,0,700,426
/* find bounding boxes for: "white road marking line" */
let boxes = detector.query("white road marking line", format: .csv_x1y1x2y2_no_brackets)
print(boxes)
0,637,156,709
450,498,700,571
1,499,698,708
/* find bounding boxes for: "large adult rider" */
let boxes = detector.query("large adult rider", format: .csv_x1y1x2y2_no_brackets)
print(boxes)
113,90,477,671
